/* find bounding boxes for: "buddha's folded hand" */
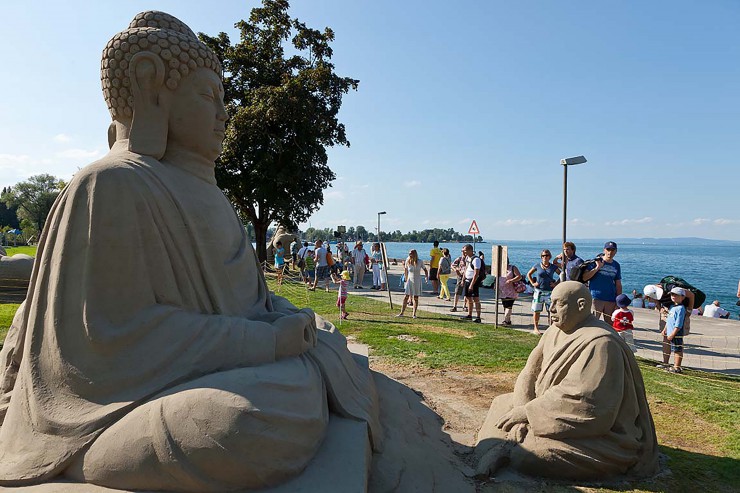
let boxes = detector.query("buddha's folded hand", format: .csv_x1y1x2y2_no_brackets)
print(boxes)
274,309,317,359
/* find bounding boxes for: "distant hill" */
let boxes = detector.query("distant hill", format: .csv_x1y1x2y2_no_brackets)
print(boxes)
487,237,740,246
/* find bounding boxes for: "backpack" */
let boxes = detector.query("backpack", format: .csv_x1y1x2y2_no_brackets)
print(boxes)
438,257,451,275
474,257,486,287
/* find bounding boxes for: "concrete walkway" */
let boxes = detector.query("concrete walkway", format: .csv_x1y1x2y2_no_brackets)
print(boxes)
349,264,740,376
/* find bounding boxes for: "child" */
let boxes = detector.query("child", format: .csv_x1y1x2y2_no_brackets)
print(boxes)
274,240,285,284
337,270,350,319
662,287,687,373
611,293,636,352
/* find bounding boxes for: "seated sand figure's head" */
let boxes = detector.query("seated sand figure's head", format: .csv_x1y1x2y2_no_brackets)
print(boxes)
102,11,226,161
548,281,594,333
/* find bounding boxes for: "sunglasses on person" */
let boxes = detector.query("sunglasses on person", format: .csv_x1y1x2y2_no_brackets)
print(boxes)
541,254,551,257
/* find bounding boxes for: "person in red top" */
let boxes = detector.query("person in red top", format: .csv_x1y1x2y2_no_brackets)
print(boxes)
611,293,636,353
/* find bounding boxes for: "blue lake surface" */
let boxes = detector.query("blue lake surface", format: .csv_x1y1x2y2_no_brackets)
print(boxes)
373,240,740,315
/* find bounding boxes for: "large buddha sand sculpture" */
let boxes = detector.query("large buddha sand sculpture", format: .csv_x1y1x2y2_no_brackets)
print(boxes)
475,281,659,481
0,11,379,492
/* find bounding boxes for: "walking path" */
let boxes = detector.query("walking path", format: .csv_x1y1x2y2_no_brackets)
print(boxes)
350,264,740,376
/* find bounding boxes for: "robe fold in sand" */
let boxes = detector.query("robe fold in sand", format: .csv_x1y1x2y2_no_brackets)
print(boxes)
477,321,659,479
0,147,380,487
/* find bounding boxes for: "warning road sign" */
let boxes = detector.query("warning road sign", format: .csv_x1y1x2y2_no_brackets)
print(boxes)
468,220,480,235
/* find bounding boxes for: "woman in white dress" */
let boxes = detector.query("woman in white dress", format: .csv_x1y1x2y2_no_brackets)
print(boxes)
397,249,428,318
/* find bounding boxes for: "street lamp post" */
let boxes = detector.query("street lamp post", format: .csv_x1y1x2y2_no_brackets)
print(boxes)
560,156,587,246
377,211,386,242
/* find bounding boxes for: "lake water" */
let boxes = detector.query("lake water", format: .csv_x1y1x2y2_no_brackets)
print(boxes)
370,240,740,316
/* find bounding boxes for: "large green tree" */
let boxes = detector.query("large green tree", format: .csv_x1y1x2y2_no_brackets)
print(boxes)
200,0,358,262
1,174,65,238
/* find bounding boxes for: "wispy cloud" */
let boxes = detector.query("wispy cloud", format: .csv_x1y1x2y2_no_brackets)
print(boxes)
0,154,31,169
53,133,71,143
604,217,653,226
494,218,547,227
55,148,103,160
692,217,740,226
404,180,421,188
325,190,345,200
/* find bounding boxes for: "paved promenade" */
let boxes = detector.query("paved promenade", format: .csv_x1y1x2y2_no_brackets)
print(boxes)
350,264,740,376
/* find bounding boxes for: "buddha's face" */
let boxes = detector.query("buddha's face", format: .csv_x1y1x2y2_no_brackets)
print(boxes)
167,68,227,161
549,282,591,332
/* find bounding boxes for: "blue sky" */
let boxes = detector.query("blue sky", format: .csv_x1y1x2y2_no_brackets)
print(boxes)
2,1,740,240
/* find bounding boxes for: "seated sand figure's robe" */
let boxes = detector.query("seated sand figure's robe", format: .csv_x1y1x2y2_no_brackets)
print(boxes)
0,145,380,491
476,321,658,480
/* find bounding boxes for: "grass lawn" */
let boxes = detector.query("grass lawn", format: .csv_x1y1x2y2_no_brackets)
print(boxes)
4,246,37,257
0,276,737,492
275,279,740,493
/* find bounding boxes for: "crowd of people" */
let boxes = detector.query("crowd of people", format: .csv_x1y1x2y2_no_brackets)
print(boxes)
271,236,740,374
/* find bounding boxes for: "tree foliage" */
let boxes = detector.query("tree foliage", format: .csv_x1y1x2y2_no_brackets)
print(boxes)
1,175,65,238
0,187,20,230
300,226,480,244
200,0,358,261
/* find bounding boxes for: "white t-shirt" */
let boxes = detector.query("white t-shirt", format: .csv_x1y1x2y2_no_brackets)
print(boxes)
703,304,729,318
465,256,482,280
297,246,309,259
314,246,328,267
351,248,366,265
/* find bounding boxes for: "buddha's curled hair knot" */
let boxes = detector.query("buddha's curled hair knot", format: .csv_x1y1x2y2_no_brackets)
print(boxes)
101,11,222,119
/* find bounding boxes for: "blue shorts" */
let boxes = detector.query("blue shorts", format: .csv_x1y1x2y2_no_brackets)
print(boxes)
531,289,552,313
671,336,684,353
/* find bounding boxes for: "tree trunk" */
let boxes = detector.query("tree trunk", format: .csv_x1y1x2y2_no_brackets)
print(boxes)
253,220,269,264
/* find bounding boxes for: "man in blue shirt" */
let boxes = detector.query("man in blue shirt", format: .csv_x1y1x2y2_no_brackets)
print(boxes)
583,241,622,324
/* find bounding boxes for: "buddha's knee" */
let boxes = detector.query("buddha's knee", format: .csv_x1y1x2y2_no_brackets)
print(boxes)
67,360,328,492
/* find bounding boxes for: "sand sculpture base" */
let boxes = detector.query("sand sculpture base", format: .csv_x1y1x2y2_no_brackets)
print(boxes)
0,345,375,493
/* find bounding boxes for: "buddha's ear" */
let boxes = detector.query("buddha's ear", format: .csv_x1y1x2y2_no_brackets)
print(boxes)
128,52,168,159
577,297,587,311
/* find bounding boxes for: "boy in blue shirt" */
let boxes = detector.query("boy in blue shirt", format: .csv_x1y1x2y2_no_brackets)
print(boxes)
662,287,686,373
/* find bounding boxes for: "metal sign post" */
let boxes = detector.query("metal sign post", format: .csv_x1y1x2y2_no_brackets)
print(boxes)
380,242,393,310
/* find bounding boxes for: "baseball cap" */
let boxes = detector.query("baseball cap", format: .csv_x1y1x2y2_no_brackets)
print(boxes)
616,293,631,308
670,287,686,296
604,241,618,250
643,284,663,299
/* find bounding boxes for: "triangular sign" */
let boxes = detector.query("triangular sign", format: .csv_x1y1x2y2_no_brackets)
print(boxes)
468,220,480,235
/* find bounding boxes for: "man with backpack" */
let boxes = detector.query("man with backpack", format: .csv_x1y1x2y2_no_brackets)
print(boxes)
462,244,483,323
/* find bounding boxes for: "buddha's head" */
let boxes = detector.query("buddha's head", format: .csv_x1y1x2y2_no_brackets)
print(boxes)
549,281,593,333
102,11,226,161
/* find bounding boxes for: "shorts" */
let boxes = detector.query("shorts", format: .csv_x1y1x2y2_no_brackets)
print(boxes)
330,264,341,275
463,279,479,298
316,266,329,280
274,261,285,271
429,267,439,281
593,299,617,321
671,336,684,354
617,330,636,353
531,289,551,313
454,278,465,296
336,296,347,308
501,298,515,309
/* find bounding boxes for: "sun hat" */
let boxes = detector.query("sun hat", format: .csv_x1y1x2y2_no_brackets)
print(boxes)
670,287,686,296
643,284,663,299
616,293,631,308
604,241,618,250
341,270,351,281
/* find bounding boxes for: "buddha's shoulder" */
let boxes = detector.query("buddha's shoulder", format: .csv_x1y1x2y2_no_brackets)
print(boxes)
70,150,161,189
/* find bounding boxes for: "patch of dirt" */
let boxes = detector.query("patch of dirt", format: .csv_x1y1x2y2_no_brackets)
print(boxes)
392,334,424,343
370,357,517,449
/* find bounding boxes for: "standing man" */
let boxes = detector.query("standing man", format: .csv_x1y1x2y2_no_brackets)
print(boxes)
429,240,443,294
555,241,583,281
351,241,367,289
311,240,330,291
297,241,310,283
450,247,467,312
462,244,482,323
582,241,622,324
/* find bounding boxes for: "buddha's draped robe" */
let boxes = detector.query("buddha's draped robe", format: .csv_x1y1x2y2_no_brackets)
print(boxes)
0,145,380,490
477,320,658,480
